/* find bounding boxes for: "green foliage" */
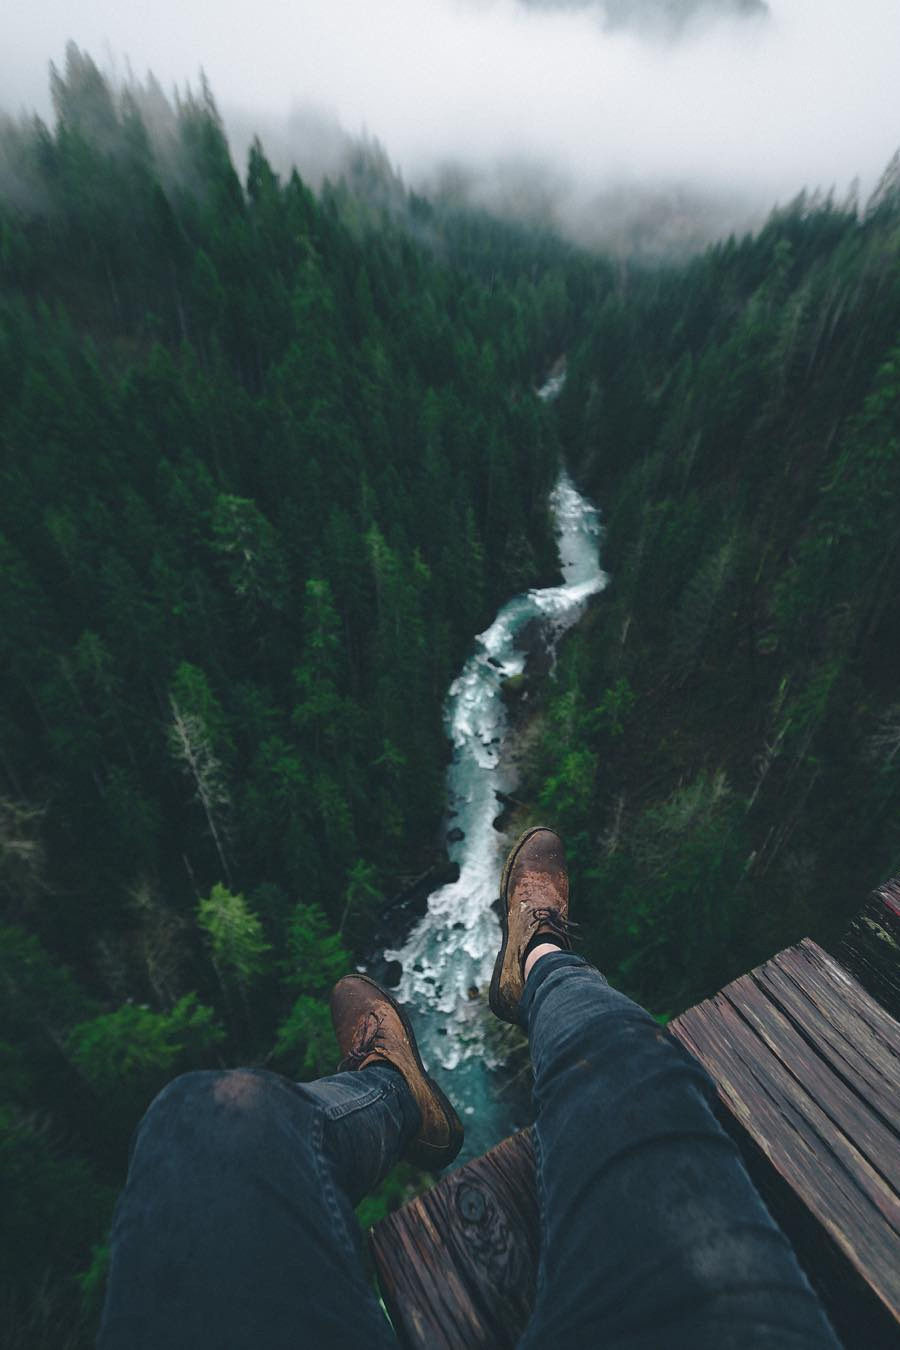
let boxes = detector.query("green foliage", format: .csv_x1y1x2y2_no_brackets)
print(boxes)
197,885,271,989
68,994,224,1098
0,49,569,1324
0,923,96,1044
340,860,385,944
0,1105,113,1297
76,1243,110,1325
211,495,288,614
273,995,335,1077
526,176,900,1020
586,678,635,739
607,771,749,1006
5,39,900,1346
538,749,598,832
284,901,350,994
355,1161,425,1232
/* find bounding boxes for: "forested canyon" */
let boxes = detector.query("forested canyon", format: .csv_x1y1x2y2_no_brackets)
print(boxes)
2,43,900,1347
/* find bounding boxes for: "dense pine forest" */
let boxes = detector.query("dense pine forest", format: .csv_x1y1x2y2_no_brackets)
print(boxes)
0,47,593,1347
531,167,900,1013
3,41,900,1349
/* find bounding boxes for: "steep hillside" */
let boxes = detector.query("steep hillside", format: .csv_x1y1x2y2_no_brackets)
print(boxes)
4,38,899,1349
529,172,900,1013
0,47,593,1347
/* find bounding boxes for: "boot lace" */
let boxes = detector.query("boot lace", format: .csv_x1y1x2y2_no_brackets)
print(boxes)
339,1011,388,1072
528,906,577,943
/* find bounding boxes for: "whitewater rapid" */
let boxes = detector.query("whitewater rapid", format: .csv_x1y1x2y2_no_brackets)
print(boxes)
382,381,607,1160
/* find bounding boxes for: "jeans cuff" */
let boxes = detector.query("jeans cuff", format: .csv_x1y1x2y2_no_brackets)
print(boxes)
518,950,591,1025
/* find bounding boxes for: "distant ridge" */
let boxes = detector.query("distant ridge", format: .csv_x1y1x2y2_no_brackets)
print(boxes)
518,0,769,36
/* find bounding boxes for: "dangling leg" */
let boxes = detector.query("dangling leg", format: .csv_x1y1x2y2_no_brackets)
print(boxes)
490,828,839,1349
100,978,462,1350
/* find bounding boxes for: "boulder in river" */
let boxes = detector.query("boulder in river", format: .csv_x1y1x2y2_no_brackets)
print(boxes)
501,673,528,704
382,960,402,989
514,616,555,678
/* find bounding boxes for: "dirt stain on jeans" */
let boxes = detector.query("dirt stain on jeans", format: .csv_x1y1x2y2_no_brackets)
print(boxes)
213,1070,263,1109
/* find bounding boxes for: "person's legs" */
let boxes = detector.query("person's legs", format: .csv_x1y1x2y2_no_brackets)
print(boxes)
98,1063,416,1350
519,952,840,1349
99,974,463,1350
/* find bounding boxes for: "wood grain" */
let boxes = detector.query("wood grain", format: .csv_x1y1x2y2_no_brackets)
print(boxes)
671,938,900,1325
370,1129,538,1349
371,930,900,1345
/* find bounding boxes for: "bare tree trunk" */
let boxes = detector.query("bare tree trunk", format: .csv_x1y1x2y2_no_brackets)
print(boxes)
169,700,233,886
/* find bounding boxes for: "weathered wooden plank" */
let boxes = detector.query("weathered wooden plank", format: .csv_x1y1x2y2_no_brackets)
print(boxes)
721,975,900,1223
671,942,900,1324
783,941,900,1062
674,995,900,1263
755,946,900,1141
678,1000,900,1338
372,929,900,1346
370,1130,538,1350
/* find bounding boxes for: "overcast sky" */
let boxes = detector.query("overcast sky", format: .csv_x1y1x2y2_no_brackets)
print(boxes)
3,0,899,220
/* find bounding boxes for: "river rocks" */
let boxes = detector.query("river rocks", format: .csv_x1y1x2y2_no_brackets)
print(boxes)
513,616,555,679
500,672,528,704
362,856,460,971
447,826,465,843
382,960,403,989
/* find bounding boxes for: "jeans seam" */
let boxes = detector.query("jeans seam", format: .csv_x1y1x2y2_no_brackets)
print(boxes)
323,1083,385,1120
310,1101,363,1268
532,1125,549,1309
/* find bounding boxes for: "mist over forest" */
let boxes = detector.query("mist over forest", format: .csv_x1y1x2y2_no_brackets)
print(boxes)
518,0,769,35
3,0,899,255
2,4,900,1347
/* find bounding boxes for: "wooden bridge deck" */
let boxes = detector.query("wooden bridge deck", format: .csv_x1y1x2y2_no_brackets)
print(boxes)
370,893,900,1349
371,1131,537,1350
671,938,900,1333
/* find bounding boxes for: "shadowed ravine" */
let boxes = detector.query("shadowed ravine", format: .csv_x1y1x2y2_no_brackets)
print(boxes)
381,378,608,1163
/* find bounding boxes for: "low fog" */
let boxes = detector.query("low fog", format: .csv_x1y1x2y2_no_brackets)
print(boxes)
3,0,899,251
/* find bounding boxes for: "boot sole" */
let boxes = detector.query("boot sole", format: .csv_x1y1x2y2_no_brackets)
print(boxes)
489,825,553,1024
344,973,464,1171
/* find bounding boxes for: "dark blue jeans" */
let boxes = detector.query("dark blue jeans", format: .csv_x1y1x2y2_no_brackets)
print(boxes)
99,954,839,1348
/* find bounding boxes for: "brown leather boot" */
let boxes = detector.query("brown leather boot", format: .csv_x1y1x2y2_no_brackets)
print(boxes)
489,826,571,1024
330,973,464,1170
